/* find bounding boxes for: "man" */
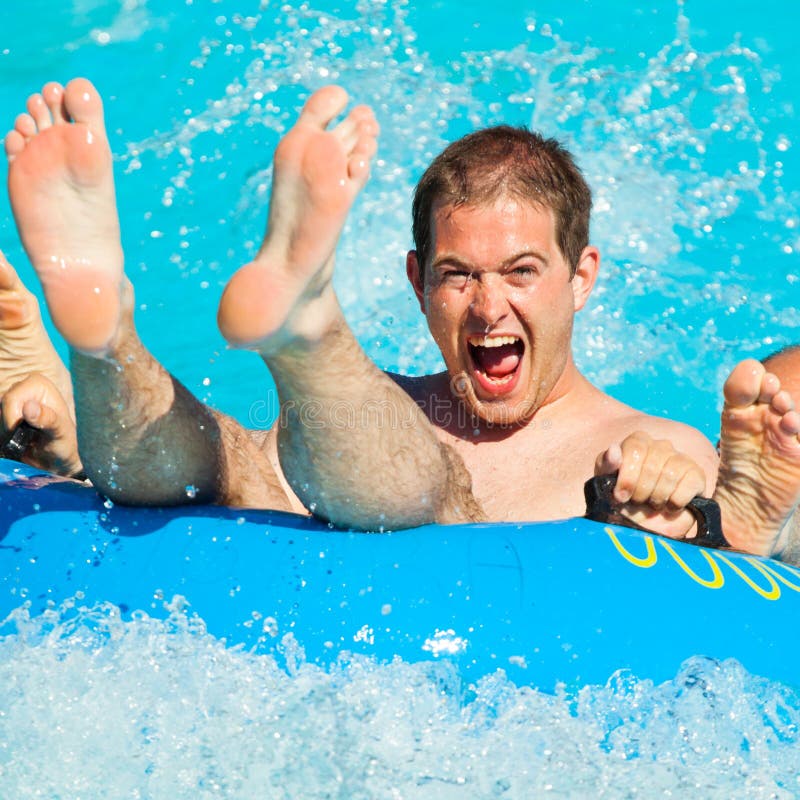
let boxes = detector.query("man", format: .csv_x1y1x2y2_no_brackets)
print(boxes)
4,78,800,553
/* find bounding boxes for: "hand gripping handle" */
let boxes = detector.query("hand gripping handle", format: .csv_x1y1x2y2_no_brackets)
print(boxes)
0,421,37,461
584,472,728,549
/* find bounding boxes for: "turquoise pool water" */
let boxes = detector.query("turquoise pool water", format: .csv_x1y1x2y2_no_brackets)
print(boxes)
2,0,798,436
1,1,799,796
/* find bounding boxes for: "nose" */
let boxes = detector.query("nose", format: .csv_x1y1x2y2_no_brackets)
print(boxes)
468,274,510,328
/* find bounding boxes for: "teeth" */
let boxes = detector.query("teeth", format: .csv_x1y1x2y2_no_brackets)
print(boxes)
484,373,515,385
468,335,520,348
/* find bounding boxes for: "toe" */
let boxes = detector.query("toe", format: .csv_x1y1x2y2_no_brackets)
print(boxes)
758,371,781,404
333,115,360,151
299,85,349,128
348,152,373,182
42,82,67,124
26,94,52,131
14,114,36,140
336,116,378,156
63,78,106,133
772,388,795,416
0,250,23,292
778,410,800,437
723,358,765,408
4,130,25,160
348,134,377,180
350,105,378,132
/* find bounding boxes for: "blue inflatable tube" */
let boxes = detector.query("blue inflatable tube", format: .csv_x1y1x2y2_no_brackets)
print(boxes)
1,457,799,690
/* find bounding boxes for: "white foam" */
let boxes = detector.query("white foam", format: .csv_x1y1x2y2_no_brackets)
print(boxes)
1,600,798,798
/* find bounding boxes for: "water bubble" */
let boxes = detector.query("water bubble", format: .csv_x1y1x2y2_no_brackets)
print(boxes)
262,616,279,637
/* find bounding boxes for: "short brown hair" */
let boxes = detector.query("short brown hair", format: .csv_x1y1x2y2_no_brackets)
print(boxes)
412,126,592,279
763,343,800,367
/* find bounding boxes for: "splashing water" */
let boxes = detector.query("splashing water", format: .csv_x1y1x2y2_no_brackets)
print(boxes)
2,599,800,799
0,0,796,431
1,1,799,794
65,0,796,435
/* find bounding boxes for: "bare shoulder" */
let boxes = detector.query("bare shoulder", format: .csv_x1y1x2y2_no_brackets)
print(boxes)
586,388,710,450
385,371,445,408
386,371,430,399
625,411,715,453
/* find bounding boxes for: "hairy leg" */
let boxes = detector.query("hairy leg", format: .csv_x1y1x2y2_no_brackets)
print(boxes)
713,359,800,556
6,78,290,508
219,87,483,529
0,249,72,409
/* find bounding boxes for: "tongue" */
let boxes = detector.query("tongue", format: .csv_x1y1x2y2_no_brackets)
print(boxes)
474,344,521,378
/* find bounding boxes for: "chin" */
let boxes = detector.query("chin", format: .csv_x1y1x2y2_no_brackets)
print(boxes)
462,386,538,429
474,402,536,428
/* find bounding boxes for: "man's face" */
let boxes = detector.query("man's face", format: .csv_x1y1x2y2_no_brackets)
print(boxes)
408,196,596,427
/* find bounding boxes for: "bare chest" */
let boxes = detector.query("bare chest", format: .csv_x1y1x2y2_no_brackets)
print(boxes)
442,423,605,522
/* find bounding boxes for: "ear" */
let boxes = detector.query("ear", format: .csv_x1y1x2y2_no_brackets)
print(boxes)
406,250,426,313
571,246,600,312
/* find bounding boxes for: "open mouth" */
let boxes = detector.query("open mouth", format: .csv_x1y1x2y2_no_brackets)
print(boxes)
467,335,524,392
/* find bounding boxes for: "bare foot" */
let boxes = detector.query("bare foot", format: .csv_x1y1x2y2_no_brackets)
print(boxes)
217,85,378,353
0,250,73,410
713,358,800,556
5,78,123,355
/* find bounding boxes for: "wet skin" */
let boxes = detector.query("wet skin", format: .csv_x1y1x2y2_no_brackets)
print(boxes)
2,78,726,534
407,197,599,429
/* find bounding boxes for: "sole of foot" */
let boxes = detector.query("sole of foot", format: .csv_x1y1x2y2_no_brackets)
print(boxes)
0,250,73,407
714,358,800,556
6,78,124,356
217,85,379,355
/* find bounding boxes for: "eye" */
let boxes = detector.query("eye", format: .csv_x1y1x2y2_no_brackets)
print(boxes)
441,269,472,285
508,265,537,282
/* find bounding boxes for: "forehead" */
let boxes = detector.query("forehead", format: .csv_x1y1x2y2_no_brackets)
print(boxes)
430,197,557,254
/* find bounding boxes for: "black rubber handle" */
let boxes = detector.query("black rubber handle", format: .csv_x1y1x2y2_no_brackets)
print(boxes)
584,472,728,549
0,421,37,460
0,420,88,482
